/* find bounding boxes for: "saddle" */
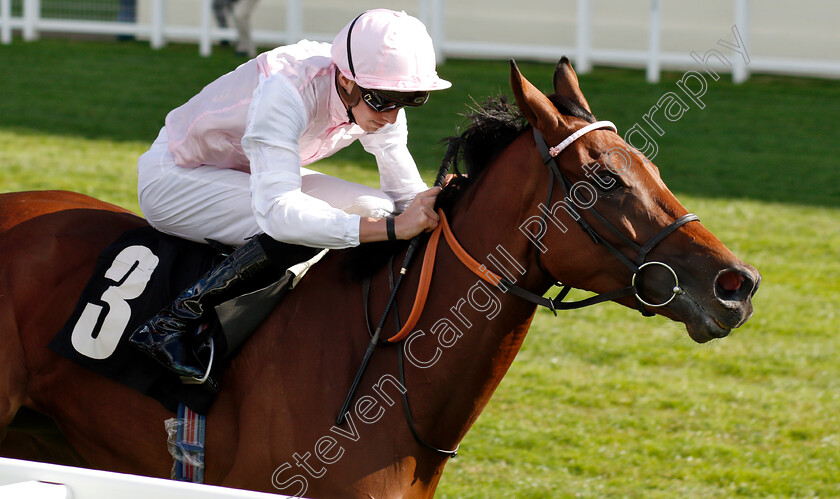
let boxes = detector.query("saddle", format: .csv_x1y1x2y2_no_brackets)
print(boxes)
49,226,324,414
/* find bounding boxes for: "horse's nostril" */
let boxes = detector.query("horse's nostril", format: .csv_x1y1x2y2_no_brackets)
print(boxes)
715,269,753,302
719,271,744,291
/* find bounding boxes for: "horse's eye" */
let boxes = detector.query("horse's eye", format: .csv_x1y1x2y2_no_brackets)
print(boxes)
596,171,622,192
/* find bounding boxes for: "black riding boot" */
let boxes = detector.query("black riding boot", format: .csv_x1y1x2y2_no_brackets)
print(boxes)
129,235,281,385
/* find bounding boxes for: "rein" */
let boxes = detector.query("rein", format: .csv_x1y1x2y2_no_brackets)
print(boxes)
360,255,460,459
386,120,700,343
342,119,700,459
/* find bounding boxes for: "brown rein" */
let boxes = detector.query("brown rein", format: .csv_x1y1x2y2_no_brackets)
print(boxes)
343,123,698,458
385,170,700,343
386,208,502,343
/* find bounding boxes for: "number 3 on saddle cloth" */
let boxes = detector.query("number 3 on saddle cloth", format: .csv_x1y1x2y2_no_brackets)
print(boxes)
49,226,324,415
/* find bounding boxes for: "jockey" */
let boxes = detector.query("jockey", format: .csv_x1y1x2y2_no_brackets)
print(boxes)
130,9,451,385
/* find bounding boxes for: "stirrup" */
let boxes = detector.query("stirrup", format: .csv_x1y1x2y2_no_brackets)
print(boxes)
180,337,215,386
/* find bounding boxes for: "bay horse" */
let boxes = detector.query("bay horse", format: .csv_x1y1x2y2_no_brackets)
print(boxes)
0,58,759,497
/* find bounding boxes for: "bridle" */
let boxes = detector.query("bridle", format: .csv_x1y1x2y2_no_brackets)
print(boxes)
509,121,699,316
385,120,701,347
349,120,701,460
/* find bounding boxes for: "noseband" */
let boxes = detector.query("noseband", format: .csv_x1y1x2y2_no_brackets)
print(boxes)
523,122,698,316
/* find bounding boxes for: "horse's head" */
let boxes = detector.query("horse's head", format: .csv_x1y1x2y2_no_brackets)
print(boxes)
508,58,760,343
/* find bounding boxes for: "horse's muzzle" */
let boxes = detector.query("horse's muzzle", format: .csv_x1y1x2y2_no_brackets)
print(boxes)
682,263,761,342
714,265,761,307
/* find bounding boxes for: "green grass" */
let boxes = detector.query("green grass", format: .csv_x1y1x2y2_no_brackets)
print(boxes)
440,195,840,498
1,39,839,497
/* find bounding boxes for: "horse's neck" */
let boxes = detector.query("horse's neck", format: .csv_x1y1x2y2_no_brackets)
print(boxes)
219,154,550,484
403,155,549,448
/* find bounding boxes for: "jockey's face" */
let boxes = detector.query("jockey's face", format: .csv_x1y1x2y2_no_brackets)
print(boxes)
337,74,401,133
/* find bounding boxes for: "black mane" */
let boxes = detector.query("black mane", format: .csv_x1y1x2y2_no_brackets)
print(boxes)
343,93,596,280
434,94,596,213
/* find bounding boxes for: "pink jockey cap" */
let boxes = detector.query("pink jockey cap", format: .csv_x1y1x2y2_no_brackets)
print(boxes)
331,9,452,92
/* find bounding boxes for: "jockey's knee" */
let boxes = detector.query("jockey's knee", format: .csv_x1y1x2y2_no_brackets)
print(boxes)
342,194,395,218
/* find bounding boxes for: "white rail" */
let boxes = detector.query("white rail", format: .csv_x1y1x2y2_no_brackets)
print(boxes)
0,0,839,82
0,457,299,499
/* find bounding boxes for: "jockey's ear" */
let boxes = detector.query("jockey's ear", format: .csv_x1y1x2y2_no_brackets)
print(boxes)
337,73,355,92
509,59,576,144
553,56,592,113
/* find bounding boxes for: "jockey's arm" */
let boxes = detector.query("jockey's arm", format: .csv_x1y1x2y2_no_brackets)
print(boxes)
242,76,439,248
243,77,363,249
358,186,441,242
358,111,440,242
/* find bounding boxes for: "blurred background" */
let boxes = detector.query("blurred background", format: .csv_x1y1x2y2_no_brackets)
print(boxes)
2,0,838,80
1,1,838,497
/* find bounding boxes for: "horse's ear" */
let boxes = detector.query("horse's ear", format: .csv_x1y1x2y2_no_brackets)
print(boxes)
510,59,574,136
553,56,592,113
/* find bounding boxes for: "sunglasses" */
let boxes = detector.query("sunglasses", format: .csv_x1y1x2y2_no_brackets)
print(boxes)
345,12,431,113
359,87,430,112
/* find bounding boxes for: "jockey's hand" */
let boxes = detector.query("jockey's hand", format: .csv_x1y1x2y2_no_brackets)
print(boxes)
443,173,460,186
358,187,441,243
395,187,441,239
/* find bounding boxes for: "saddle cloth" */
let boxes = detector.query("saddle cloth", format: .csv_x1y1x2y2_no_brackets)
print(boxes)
48,226,325,414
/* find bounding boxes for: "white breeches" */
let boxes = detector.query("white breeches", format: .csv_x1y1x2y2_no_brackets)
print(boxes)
137,128,394,247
